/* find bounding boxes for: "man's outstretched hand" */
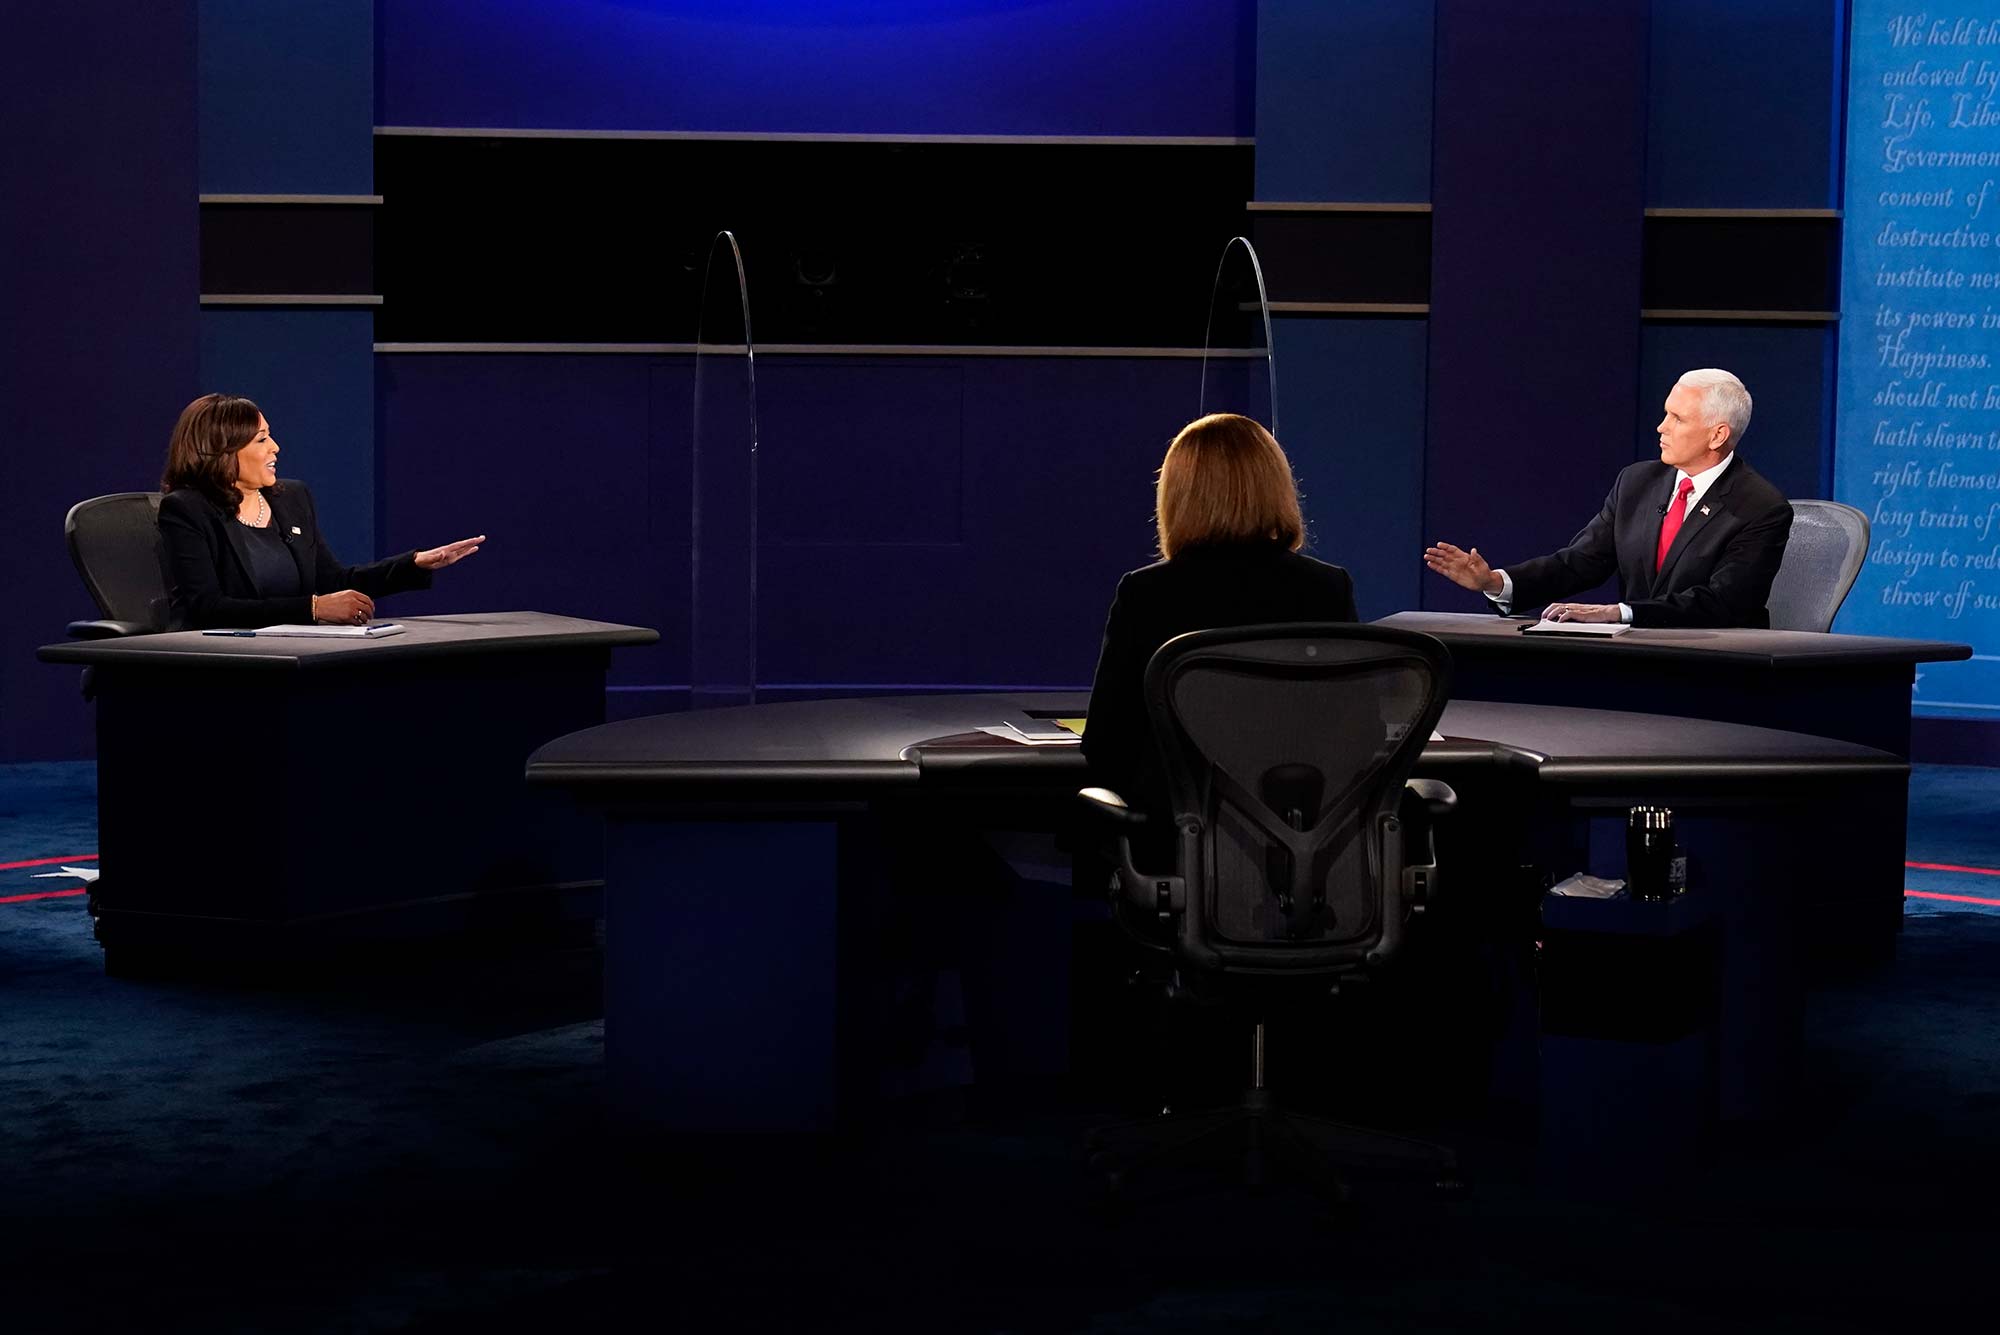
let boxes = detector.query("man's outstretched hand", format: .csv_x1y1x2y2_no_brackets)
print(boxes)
1424,541,1501,595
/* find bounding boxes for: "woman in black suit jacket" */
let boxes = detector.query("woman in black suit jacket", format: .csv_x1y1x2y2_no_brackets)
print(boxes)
1082,413,1357,818
157,394,483,630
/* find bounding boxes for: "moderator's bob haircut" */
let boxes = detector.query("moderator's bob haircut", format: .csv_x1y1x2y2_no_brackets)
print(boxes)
1155,413,1305,558
161,393,269,512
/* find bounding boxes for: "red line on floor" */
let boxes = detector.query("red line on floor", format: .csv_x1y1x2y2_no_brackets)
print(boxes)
0,888,90,905
1906,860,2000,877
1905,889,2000,907
0,854,99,872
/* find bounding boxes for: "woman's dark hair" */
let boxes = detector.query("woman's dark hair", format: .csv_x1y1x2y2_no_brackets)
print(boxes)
161,393,274,511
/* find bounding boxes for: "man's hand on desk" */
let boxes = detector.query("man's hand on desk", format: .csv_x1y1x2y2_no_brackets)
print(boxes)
1542,602,1621,624
1423,541,1502,595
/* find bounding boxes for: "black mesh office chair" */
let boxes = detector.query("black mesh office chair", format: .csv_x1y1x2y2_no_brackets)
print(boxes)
65,492,168,639
1765,499,1869,633
1079,623,1460,1203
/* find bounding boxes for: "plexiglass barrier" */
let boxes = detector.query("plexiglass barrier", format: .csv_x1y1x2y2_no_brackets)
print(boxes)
1198,236,1278,435
690,230,758,709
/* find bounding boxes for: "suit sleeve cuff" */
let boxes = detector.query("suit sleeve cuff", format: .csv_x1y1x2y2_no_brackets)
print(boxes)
1618,603,1633,624
1485,569,1515,613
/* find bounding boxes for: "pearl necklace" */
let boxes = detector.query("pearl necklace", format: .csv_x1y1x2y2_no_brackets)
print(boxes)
235,491,269,528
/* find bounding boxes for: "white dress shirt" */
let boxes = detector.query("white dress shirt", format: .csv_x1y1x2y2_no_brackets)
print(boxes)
1489,450,1737,622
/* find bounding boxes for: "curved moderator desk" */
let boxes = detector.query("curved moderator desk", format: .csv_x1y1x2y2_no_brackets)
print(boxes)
40,611,657,964
528,692,1907,1131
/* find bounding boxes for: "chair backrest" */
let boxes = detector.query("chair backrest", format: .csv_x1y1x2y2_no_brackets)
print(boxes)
65,492,168,629
1142,624,1451,982
1765,499,1870,633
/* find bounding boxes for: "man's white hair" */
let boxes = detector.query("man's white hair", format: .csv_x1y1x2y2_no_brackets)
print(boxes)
1676,368,1752,445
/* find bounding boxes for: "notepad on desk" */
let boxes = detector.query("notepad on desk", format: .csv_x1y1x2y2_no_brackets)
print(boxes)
1519,619,1630,637
975,717,1083,746
202,622,406,639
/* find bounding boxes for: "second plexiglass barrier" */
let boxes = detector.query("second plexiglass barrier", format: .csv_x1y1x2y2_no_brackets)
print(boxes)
690,230,758,709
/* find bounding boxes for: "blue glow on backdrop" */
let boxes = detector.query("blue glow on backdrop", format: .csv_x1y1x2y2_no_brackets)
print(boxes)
1836,1,2000,717
375,0,1254,137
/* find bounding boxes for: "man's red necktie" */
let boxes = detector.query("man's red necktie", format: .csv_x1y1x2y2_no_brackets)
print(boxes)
1656,476,1695,572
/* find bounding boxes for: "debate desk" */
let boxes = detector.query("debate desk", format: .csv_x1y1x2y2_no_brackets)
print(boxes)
39,611,657,967
1374,611,1969,757
527,692,1907,1132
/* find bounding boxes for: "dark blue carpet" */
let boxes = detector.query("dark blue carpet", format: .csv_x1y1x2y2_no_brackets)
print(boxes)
1,761,1996,1331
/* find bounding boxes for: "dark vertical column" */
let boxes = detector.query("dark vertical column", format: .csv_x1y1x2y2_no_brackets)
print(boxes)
1255,0,1437,615
1423,0,1650,609
1,3,200,760
199,0,376,560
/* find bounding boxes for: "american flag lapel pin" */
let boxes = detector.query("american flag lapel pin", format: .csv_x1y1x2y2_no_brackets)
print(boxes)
1698,505,1710,516
290,526,302,534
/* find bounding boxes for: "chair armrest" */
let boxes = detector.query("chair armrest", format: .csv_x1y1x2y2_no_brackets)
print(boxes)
67,618,154,640
1079,786,1149,829
1403,778,1456,818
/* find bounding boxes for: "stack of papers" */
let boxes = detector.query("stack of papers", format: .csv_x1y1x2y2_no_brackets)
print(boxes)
1548,873,1626,899
975,719,1082,746
1521,619,1630,637
202,623,406,639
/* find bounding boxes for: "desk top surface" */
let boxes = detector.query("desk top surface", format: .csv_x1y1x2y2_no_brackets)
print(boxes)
527,691,1904,801
1376,611,1970,668
38,611,658,672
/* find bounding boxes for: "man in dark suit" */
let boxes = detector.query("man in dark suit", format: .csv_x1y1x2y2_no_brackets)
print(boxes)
1424,369,1792,628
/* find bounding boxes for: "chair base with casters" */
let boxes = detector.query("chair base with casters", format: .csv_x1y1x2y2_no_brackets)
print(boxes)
1085,1018,1462,1205
1077,623,1467,1208
1080,774,1463,1206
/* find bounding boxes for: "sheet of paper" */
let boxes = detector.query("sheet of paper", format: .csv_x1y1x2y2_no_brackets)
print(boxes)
1521,619,1630,637
975,724,1082,746
240,622,405,638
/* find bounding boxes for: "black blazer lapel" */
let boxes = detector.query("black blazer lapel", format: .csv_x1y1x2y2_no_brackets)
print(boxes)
216,508,261,592
267,487,317,595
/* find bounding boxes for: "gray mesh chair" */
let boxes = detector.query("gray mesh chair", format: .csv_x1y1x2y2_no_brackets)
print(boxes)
1765,499,1869,633
64,492,168,638
1079,623,1460,1202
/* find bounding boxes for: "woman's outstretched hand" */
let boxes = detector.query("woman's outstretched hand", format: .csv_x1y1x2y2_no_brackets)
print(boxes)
416,535,485,571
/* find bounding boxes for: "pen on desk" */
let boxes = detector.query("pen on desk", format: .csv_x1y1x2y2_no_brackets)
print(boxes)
208,630,256,637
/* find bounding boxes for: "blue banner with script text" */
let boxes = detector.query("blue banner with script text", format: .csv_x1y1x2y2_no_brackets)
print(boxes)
1836,2,2000,716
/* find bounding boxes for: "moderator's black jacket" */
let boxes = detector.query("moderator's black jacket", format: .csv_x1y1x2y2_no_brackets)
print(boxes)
1082,541,1358,817
1504,457,1793,628
158,480,431,630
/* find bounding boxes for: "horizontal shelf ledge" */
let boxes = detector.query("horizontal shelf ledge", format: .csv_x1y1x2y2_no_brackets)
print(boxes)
1246,201,1430,213
1259,302,1430,316
374,125,1252,147
203,294,383,307
372,342,1269,358
1640,308,1839,322
199,193,383,205
1645,208,1841,219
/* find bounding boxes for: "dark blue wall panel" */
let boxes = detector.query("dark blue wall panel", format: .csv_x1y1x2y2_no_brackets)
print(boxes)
376,354,1255,697
199,0,373,193
376,355,689,692
1638,326,1835,507
200,309,377,560
376,0,1255,137
1274,317,1429,618
1254,0,1435,201
1424,0,1650,613
3,3,200,762
1647,0,1844,208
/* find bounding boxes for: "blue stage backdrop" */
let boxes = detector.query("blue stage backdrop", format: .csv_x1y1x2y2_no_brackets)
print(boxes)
375,0,1254,137
1835,1,2000,717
